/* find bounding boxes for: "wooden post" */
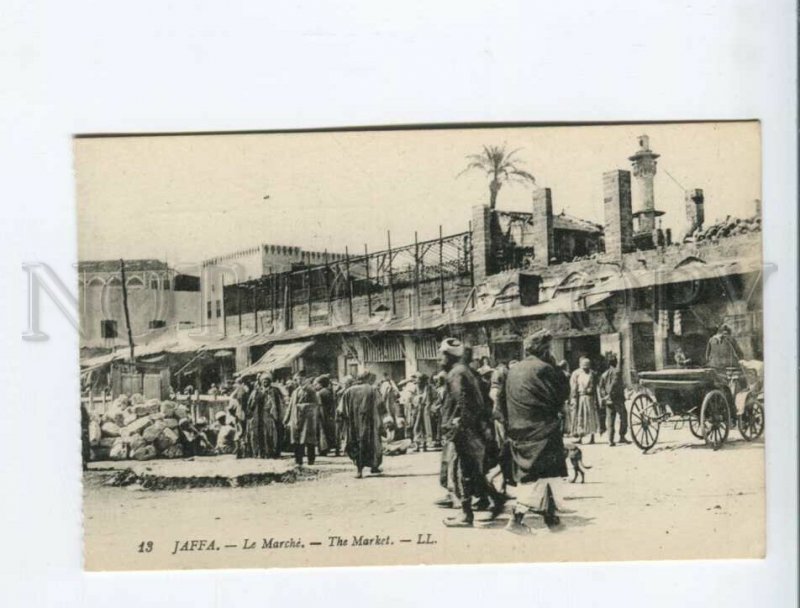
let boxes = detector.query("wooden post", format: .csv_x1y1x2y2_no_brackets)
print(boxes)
364,243,372,316
237,284,242,333
307,266,312,327
252,285,258,334
414,231,421,317
468,221,475,287
438,225,446,313
119,259,135,362
387,230,396,316
345,246,353,325
268,272,275,329
324,250,332,318
221,275,227,337
284,272,292,330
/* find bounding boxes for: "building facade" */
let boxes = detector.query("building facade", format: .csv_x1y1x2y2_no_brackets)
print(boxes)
93,135,763,392
79,259,200,351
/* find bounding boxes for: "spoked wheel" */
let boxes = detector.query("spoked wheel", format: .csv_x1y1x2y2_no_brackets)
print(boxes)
700,390,730,450
629,393,660,452
738,399,764,441
688,415,705,439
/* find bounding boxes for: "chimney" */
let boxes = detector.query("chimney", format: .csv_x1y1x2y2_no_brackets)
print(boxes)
603,170,634,257
531,188,554,266
685,188,705,233
471,205,493,280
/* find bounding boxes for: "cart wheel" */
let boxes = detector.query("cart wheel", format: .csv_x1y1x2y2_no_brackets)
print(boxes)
629,393,660,451
688,415,705,440
700,390,730,450
738,400,764,441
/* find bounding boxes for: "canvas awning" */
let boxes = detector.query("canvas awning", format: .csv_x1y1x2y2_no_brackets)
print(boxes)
583,257,762,296
235,340,316,377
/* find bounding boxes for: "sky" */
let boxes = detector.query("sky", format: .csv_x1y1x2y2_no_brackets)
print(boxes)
75,121,760,267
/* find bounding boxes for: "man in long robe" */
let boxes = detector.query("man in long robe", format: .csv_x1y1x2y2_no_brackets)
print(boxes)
339,371,385,478
503,330,570,534
245,374,284,458
569,357,601,443
315,375,338,456
283,376,320,466
230,378,250,458
439,338,507,527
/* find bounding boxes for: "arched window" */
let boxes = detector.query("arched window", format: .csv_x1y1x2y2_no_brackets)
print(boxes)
126,277,144,289
106,276,121,287
86,277,105,288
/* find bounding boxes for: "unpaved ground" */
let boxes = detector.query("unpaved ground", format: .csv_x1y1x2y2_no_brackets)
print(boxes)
83,427,765,571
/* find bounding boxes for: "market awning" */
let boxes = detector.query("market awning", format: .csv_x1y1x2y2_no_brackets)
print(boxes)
583,256,762,296
235,340,316,377
455,292,589,326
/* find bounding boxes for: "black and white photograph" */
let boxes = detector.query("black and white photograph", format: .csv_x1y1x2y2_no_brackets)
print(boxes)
76,122,766,570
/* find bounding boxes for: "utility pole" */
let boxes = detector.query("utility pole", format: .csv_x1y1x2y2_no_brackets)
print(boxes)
119,259,135,362
364,243,372,316
387,230,396,316
438,225,446,313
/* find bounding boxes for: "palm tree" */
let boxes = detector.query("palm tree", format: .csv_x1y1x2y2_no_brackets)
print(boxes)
459,144,537,210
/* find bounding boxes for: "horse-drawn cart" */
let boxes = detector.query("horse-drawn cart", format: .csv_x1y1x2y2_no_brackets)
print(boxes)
630,361,764,452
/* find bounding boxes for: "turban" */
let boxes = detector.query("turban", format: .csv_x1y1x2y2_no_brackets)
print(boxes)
523,329,552,354
315,374,331,387
439,337,464,358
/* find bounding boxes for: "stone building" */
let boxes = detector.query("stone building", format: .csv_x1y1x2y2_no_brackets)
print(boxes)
78,259,200,351
94,135,761,392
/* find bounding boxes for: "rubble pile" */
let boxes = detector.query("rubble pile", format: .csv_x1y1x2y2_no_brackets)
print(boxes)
88,393,190,462
687,215,761,243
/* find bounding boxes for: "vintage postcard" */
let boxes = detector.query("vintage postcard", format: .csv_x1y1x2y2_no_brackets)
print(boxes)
78,122,764,571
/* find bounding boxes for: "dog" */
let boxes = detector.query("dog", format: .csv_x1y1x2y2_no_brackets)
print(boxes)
565,443,591,483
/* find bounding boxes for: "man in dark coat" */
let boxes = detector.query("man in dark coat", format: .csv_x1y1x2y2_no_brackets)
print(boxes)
598,352,629,446
706,323,744,371
439,338,507,528
315,375,338,456
503,329,570,534
339,370,385,478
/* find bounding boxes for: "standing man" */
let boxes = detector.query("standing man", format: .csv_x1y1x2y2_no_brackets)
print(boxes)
230,377,249,458
598,353,629,447
412,373,436,452
283,375,320,466
489,360,511,493
569,356,600,444
503,330,570,534
315,375,338,456
245,374,268,458
439,338,507,528
705,323,744,371
339,370,385,478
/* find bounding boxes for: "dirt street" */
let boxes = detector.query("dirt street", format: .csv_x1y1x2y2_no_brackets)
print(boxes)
83,427,764,571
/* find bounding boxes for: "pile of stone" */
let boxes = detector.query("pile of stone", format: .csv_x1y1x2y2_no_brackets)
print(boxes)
687,215,762,243
87,393,189,462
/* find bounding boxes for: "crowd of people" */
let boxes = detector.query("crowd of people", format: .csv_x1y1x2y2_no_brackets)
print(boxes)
196,338,625,534
177,335,640,535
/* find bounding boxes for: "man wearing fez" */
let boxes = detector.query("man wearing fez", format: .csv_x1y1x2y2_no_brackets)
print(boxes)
439,338,507,527
503,329,570,534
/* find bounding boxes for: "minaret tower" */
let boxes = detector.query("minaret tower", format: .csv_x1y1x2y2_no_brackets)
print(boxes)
629,134,664,241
